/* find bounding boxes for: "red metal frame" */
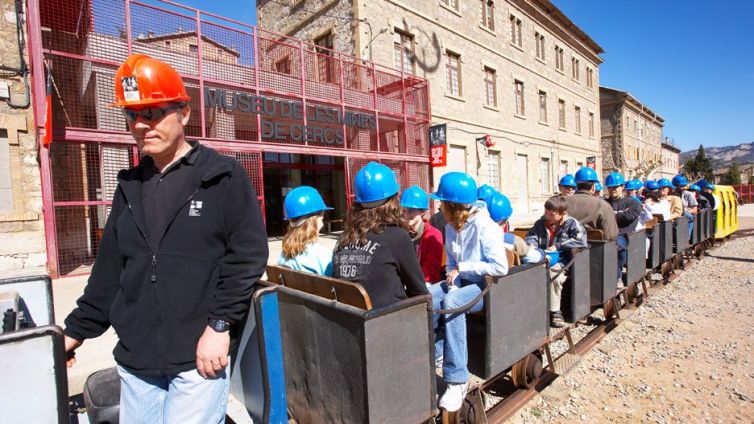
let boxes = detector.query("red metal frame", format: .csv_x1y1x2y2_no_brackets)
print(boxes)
29,0,431,277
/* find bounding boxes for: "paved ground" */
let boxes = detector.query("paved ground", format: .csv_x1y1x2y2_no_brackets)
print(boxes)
508,233,754,423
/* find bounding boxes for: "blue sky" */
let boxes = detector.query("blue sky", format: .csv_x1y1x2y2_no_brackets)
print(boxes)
175,0,752,153
552,0,754,152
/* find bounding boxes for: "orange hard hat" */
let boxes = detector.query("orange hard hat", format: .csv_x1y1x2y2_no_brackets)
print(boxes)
113,54,191,107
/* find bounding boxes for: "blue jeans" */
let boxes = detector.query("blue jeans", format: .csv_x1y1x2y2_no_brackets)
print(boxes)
429,280,485,384
616,234,628,281
684,211,694,239
117,364,230,424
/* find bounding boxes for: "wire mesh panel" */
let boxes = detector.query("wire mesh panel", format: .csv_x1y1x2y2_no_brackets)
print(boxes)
34,0,431,277
50,142,134,276
303,48,341,103
257,36,302,97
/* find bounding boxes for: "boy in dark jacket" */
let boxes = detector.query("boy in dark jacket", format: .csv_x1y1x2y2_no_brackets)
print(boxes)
526,196,588,327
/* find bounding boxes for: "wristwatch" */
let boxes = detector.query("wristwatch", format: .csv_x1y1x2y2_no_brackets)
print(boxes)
208,318,231,332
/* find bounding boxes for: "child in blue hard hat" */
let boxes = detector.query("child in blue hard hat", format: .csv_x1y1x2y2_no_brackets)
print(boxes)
428,171,508,413
558,174,577,197
278,186,334,276
485,191,544,264
400,185,444,284
525,196,588,328
673,175,697,238
333,162,428,309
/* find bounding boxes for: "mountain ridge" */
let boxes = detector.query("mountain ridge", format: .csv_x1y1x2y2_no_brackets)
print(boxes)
680,141,754,169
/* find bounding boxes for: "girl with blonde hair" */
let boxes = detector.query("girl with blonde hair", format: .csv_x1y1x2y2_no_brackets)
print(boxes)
278,186,333,276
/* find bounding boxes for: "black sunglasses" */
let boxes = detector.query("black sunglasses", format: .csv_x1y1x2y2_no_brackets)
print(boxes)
122,104,185,123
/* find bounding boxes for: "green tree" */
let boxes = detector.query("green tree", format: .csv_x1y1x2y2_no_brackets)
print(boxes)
684,144,714,180
721,162,742,185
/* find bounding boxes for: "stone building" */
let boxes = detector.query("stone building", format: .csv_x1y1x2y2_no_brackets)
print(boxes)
0,1,46,275
659,139,681,180
599,86,664,179
258,0,605,222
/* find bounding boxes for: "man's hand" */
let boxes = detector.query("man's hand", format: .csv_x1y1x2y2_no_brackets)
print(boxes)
196,326,230,379
64,335,83,368
446,268,460,286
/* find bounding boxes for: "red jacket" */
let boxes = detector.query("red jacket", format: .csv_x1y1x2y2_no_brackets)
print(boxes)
418,221,444,283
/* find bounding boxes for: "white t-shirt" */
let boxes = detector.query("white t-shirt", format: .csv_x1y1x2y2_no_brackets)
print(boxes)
644,199,671,221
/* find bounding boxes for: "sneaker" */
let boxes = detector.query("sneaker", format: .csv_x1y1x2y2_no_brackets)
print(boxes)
439,381,469,412
550,311,565,328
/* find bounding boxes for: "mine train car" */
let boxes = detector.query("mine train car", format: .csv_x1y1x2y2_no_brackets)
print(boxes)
0,198,736,424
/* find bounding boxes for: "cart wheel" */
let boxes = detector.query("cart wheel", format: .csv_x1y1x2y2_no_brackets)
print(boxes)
603,298,617,319
457,391,484,424
626,284,638,302
511,352,543,389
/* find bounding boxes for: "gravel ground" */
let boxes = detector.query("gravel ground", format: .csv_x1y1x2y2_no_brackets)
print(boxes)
508,235,754,424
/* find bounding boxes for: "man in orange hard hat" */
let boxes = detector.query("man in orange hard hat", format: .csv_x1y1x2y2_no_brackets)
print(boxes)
62,54,268,423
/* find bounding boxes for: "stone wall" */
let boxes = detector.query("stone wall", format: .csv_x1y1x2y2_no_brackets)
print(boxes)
0,1,46,274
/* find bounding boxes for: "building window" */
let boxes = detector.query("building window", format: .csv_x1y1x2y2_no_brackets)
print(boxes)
634,119,638,134
189,44,198,54
538,90,547,123
510,15,522,47
393,30,415,75
535,32,545,61
626,116,630,129
558,99,565,129
574,106,581,134
164,40,171,47
555,45,564,71
571,57,580,81
442,0,459,10
314,31,335,83
586,67,594,88
559,160,568,180
275,56,291,75
446,51,461,96
488,151,500,189
588,112,595,137
514,80,525,116
481,1,494,31
484,67,497,107
540,157,551,193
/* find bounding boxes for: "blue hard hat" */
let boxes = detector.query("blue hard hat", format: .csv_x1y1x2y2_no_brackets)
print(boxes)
559,174,577,188
400,185,429,210
697,179,712,189
645,180,660,191
485,192,513,223
595,182,603,192
689,184,701,192
575,167,599,183
477,184,496,200
672,175,689,188
658,178,674,189
354,161,400,205
284,186,333,220
604,172,626,188
430,172,478,204
625,179,642,191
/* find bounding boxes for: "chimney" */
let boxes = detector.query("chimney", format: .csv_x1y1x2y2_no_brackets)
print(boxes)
147,31,154,38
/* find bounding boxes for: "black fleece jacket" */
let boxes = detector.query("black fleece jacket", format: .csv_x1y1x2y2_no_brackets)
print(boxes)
64,144,268,375
606,196,643,229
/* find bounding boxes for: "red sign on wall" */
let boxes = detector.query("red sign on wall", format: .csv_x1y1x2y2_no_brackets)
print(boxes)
586,156,597,170
431,145,447,167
